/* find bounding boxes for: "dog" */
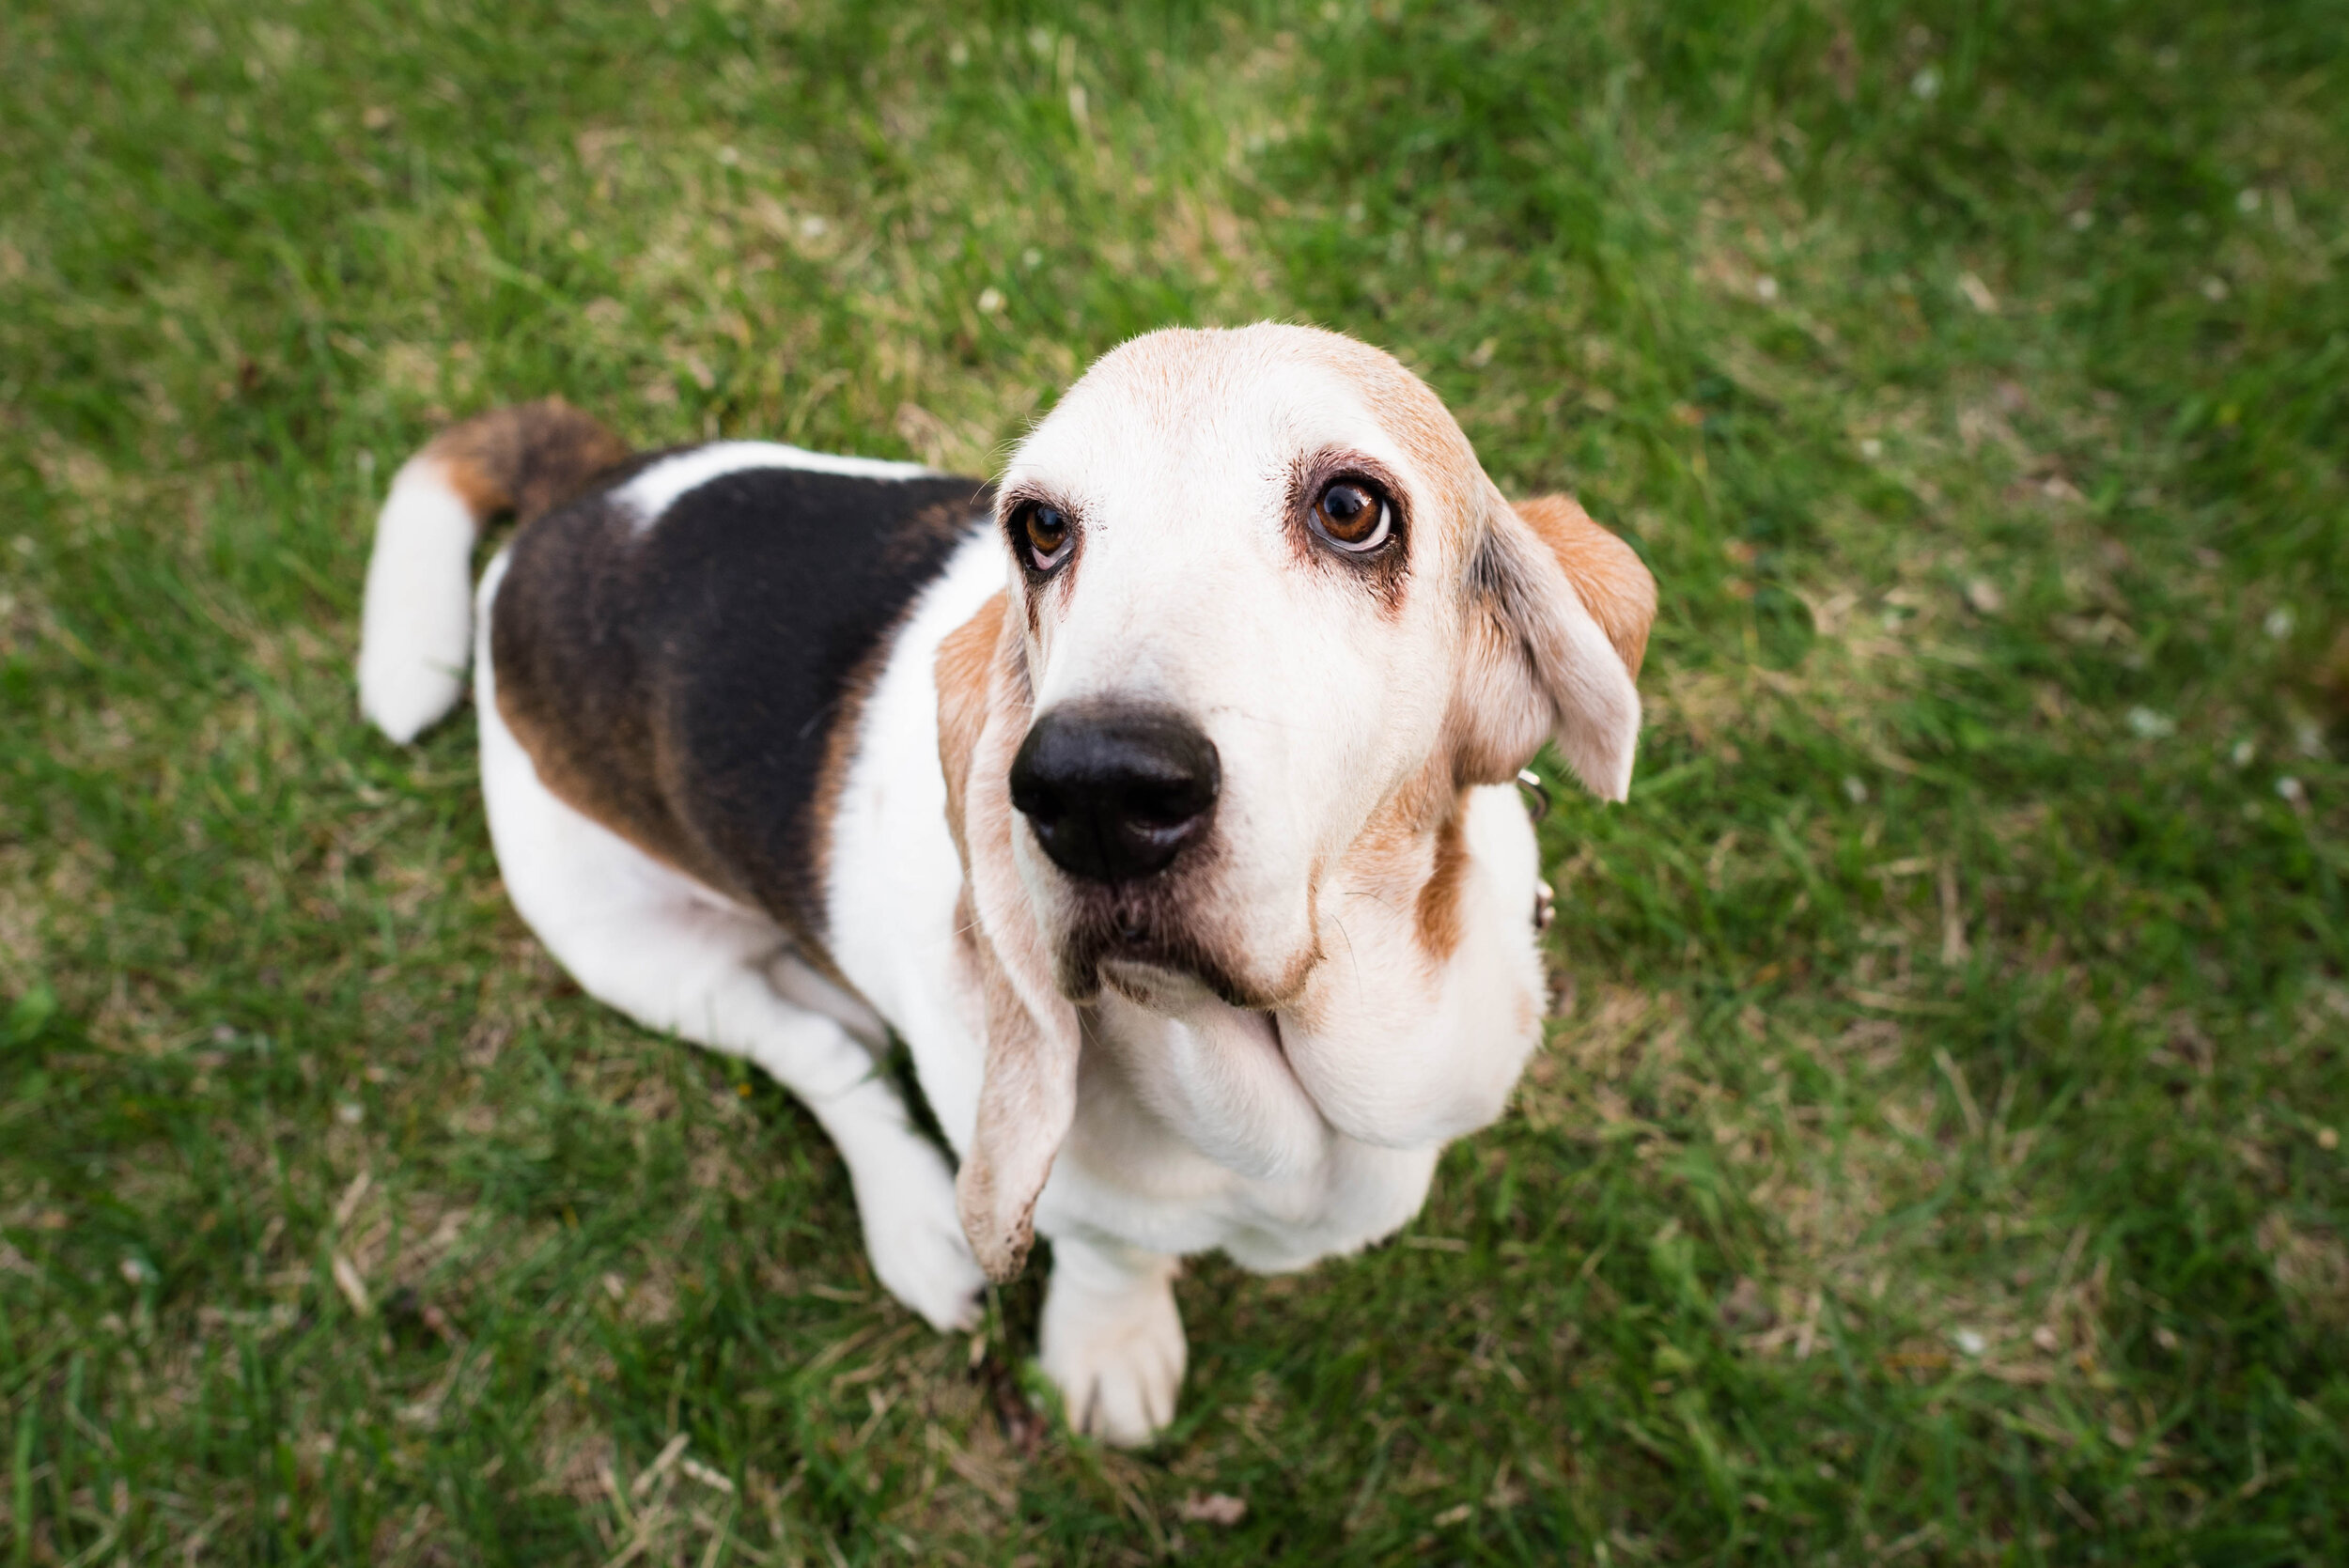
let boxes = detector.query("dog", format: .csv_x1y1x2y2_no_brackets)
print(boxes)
355,323,1655,1445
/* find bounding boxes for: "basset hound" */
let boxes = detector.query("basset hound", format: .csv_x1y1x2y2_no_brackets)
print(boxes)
356,323,1655,1444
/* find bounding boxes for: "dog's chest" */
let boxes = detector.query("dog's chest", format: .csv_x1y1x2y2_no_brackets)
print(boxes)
1048,1041,1447,1270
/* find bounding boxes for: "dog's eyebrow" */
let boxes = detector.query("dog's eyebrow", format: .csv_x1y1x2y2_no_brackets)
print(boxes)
993,480,1083,517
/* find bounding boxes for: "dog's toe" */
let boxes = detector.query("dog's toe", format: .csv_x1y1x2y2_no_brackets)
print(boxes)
1040,1247,1186,1448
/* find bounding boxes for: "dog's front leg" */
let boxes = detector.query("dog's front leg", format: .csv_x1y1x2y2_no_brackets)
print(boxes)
1038,1233,1186,1447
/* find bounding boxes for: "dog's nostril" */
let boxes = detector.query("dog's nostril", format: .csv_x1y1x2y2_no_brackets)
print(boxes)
1008,705,1221,884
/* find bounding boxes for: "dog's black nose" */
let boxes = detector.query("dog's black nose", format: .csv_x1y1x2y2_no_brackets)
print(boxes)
1008,706,1221,883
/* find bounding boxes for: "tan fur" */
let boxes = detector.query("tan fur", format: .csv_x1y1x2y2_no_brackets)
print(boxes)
1512,495,1656,677
936,591,1008,863
1414,808,1471,963
424,398,630,524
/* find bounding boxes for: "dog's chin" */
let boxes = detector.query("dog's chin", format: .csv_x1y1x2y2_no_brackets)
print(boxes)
1048,894,1314,1016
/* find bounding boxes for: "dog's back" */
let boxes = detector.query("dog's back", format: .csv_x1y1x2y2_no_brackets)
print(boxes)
356,406,992,949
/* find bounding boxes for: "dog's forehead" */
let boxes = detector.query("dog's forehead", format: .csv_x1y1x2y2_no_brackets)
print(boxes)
1005,326,1468,516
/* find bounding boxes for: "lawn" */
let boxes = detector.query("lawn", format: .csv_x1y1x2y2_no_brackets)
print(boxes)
4,0,2347,1560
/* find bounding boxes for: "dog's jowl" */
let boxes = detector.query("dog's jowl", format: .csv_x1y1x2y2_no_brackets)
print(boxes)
356,324,1656,1445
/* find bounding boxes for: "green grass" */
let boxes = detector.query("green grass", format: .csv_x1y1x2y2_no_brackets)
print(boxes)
4,0,2346,1560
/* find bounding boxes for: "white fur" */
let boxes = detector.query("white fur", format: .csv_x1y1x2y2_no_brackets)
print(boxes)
357,457,482,742
615,442,937,534
472,550,987,1333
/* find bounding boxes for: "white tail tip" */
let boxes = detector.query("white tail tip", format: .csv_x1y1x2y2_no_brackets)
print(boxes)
356,458,480,743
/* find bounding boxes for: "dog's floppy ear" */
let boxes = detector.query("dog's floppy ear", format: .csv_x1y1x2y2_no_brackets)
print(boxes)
937,590,1082,1282
1451,491,1656,800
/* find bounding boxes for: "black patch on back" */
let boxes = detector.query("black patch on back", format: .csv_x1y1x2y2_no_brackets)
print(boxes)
491,458,993,943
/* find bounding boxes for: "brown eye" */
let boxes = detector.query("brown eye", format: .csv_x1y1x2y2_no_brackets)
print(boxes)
1312,479,1392,551
1018,503,1073,572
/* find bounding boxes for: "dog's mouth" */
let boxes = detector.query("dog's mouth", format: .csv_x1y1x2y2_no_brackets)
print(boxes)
1052,883,1314,1016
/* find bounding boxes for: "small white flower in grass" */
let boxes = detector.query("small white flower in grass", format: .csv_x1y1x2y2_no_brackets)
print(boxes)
976,287,1005,315
1021,247,1042,270
1952,1327,1986,1357
2126,706,2175,739
716,145,739,167
1754,274,1779,303
2232,739,2257,768
1859,437,1884,460
1843,776,1869,804
335,1100,364,1126
119,1256,157,1287
1177,1492,1248,1527
2265,607,2295,639
2277,776,2305,804
1910,66,1942,100
2201,276,2230,303
2237,188,2261,213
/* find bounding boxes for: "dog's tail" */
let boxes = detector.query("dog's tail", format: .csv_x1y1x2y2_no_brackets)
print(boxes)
356,398,630,743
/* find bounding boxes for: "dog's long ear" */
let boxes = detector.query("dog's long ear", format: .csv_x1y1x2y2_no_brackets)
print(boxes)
937,590,1082,1282
1451,492,1656,800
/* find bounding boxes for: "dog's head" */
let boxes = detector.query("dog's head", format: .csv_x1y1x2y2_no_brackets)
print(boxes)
941,324,1654,1279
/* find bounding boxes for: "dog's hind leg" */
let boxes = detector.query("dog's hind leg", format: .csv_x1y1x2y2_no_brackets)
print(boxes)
472,554,985,1332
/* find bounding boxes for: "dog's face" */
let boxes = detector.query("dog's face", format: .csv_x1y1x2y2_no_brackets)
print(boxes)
942,324,1655,1281
988,324,1650,1013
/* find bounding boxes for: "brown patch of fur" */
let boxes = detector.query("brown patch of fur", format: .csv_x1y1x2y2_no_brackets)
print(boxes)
1512,495,1657,677
936,590,1009,864
1414,808,1470,963
424,398,630,524
1324,757,1470,980
490,678,735,894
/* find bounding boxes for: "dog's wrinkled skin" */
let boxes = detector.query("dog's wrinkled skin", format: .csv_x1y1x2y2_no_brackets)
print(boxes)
356,324,1654,1447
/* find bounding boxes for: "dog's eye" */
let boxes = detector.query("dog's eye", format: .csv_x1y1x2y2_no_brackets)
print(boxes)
1311,480,1392,552
1016,503,1074,572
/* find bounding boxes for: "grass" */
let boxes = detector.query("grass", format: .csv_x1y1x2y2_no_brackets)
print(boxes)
3,0,2346,1560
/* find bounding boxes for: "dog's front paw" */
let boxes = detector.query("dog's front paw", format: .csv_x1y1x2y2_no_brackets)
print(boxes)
848,1139,986,1333
1039,1241,1186,1447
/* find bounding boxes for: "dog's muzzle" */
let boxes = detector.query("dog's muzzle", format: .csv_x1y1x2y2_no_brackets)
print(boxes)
1008,704,1220,884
